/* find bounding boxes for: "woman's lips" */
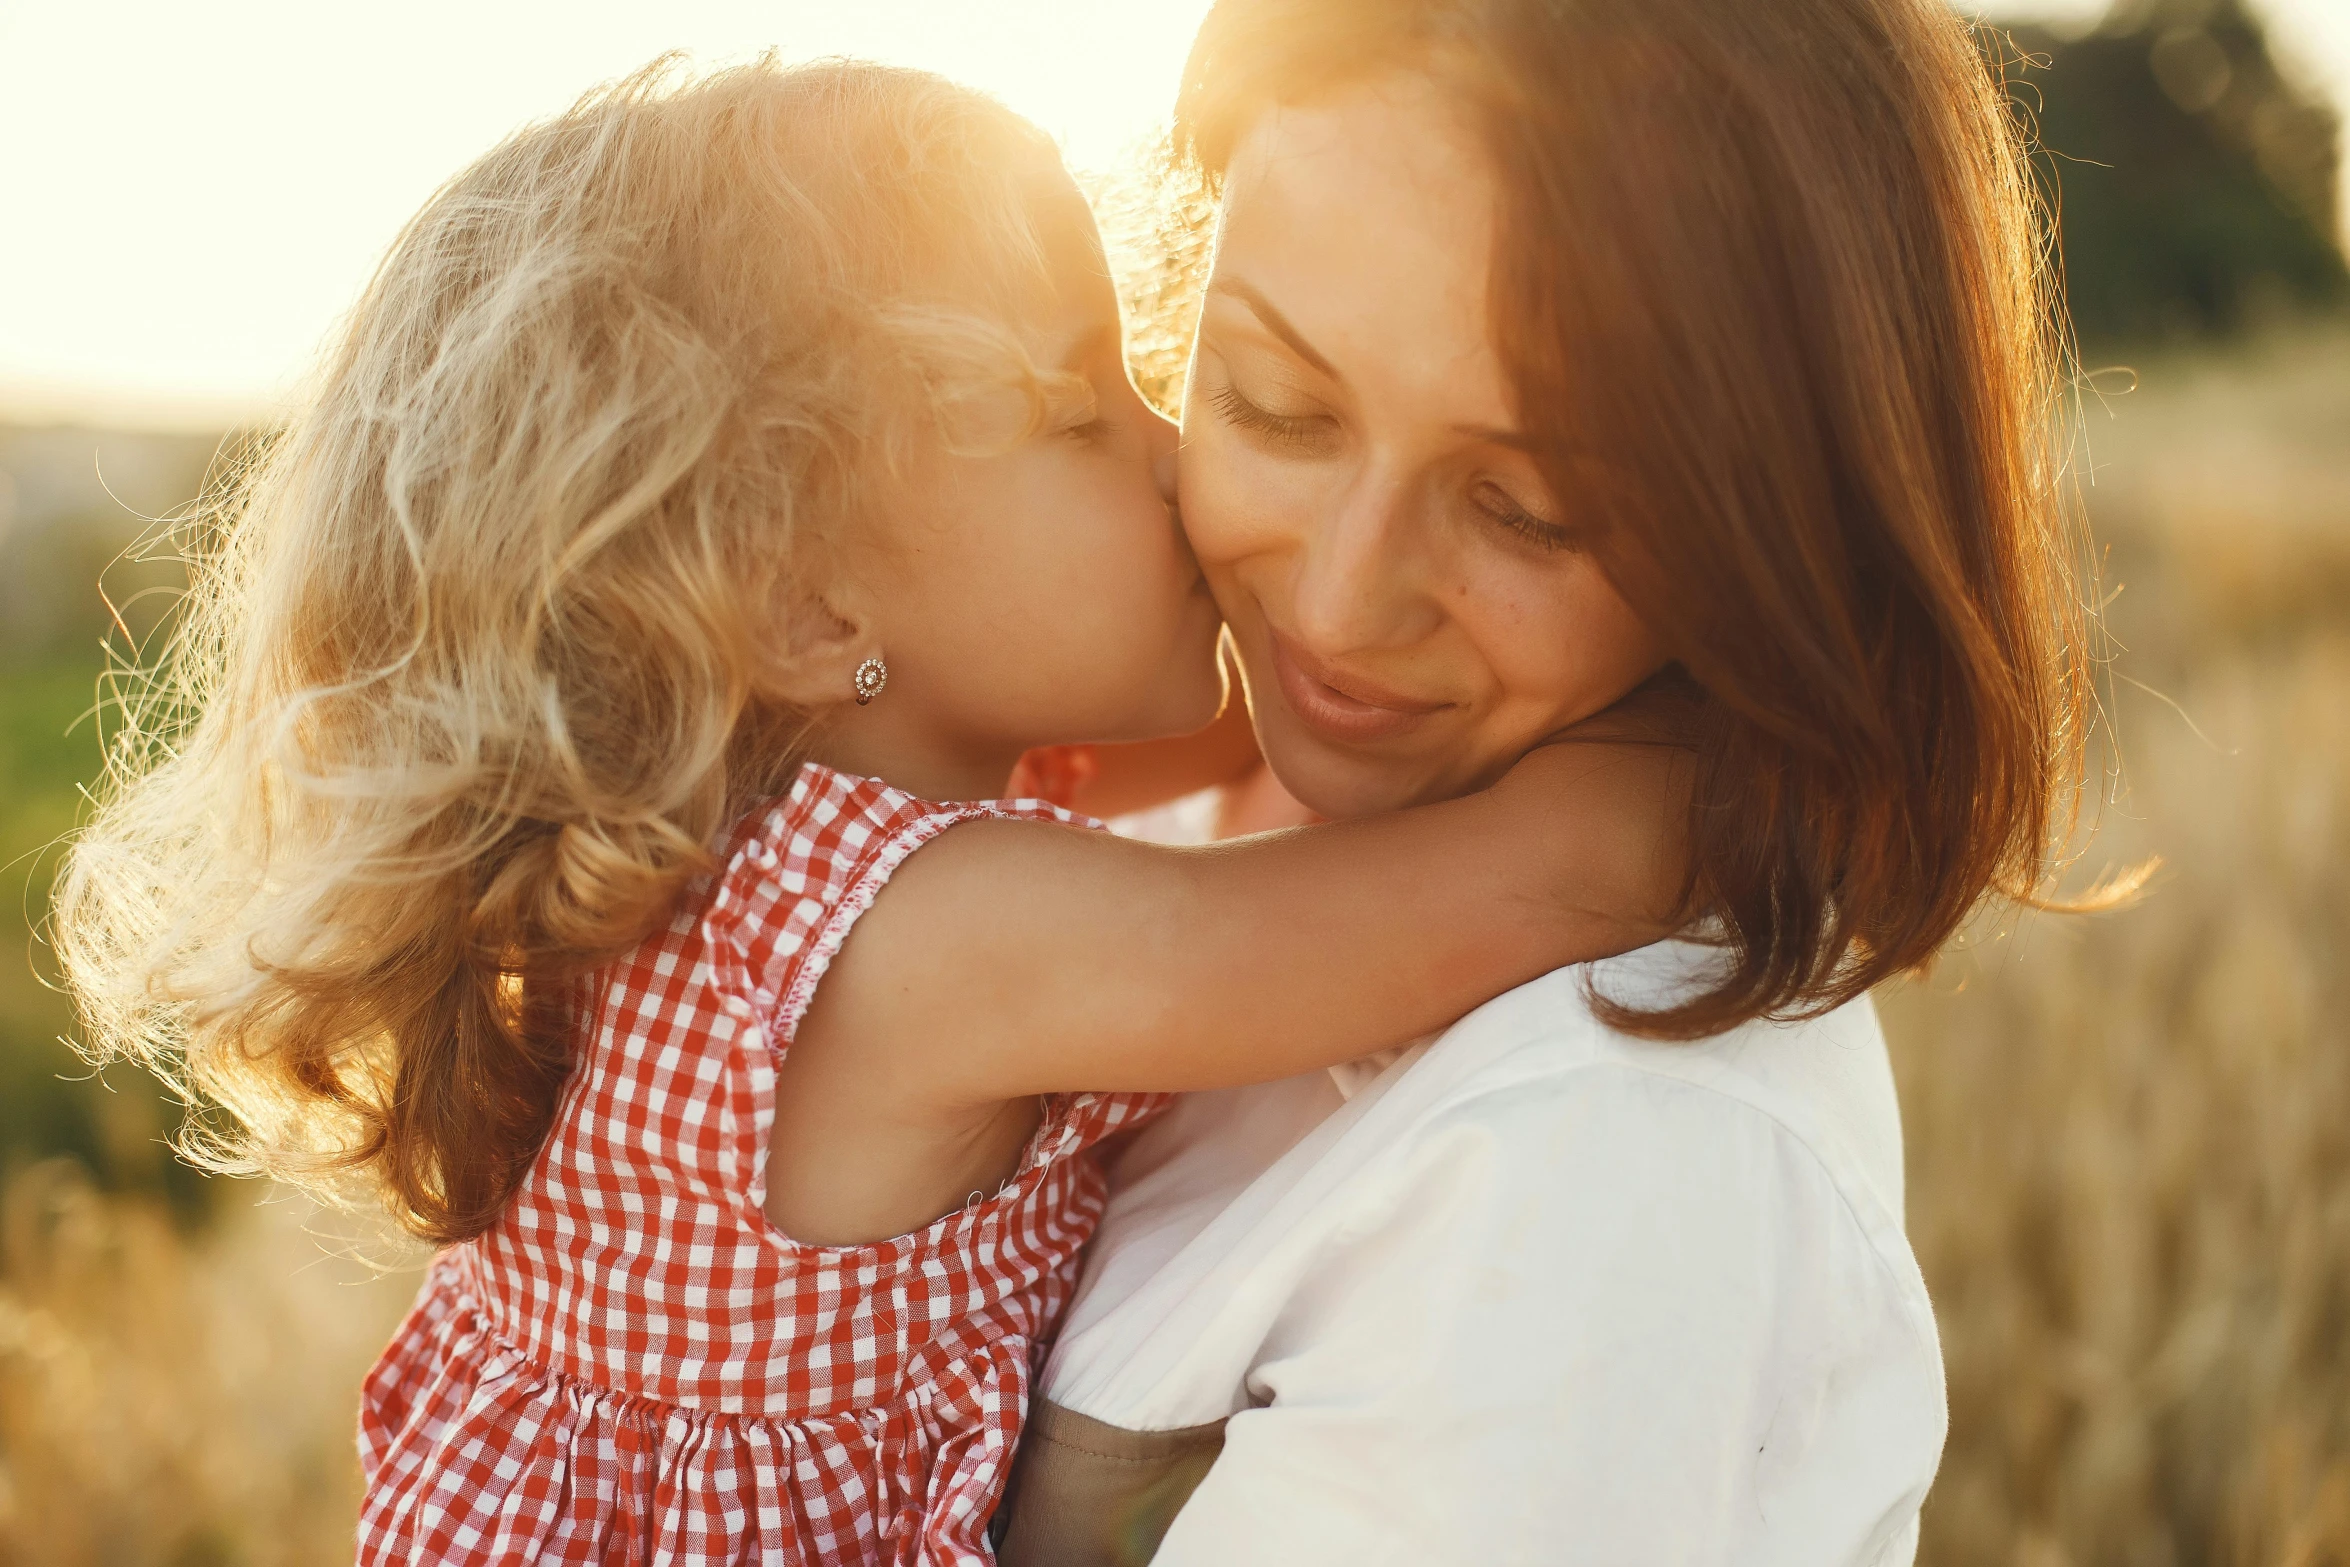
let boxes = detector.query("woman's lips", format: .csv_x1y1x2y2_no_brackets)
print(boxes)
1266,629,1448,745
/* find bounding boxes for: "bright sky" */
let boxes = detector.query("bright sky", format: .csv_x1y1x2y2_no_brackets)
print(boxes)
2,0,2343,430
0,1,1214,428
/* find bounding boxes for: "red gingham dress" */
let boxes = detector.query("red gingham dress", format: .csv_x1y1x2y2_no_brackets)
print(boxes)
355,763,1166,1565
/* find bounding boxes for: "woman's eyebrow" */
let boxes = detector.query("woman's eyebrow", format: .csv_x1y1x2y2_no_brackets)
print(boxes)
1454,423,1538,452
1207,277,1341,382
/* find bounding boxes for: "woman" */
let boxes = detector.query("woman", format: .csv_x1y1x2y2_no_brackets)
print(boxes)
999,0,2087,1561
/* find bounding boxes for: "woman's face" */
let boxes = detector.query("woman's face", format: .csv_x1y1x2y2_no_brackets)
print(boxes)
1180,76,1668,820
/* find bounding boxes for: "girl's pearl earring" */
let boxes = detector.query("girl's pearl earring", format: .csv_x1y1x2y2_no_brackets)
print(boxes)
852,656,888,706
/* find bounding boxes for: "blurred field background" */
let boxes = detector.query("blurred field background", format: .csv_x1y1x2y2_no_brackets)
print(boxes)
1,0,2346,1562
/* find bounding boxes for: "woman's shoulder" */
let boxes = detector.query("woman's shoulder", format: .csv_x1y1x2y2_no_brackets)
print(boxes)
1045,975,1947,1567
1398,940,1910,1229
1043,943,1941,1468
1294,955,1938,1375
1250,940,1936,1364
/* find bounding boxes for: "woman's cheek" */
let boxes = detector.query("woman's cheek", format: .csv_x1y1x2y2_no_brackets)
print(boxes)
1506,591,1668,727
1453,564,1607,717
1180,430,1286,569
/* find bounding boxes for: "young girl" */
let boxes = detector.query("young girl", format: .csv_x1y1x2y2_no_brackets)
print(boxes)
58,57,1680,1564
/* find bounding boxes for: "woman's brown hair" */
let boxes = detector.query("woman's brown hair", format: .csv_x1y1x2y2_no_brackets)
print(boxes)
1178,0,2099,1034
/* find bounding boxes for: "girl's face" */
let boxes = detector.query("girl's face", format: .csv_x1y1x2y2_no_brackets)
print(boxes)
1181,77,1669,821
852,176,1226,797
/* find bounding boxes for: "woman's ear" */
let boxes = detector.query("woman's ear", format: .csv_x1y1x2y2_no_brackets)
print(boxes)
755,586,879,711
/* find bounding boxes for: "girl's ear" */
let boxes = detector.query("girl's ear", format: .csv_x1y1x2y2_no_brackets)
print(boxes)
755,585,880,710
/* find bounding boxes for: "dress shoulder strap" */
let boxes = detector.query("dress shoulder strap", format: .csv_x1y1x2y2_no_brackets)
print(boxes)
704,762,1095,1048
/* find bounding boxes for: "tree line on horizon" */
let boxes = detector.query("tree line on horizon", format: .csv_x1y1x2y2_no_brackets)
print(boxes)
1995,0,2346,344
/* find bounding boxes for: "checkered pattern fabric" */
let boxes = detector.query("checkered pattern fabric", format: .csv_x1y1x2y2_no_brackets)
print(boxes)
355,764,1168,1565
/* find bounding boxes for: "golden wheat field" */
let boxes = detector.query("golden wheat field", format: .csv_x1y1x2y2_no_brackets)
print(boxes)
1890,328,2350,1567
0,323,2345,1564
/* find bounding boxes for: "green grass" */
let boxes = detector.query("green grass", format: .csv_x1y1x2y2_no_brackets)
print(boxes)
0,656,204,1215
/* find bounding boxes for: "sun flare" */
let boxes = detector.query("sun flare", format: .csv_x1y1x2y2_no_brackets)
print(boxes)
0,0,1212,426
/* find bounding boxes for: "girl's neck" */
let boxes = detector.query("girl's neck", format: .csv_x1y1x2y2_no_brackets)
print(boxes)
806,717,1021,805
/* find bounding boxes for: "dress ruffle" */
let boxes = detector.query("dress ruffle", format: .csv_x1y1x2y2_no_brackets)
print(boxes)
352,767,1165,1565
361,1260,1030,1565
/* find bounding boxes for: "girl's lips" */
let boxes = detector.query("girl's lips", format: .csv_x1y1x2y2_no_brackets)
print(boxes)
1266,629,1448,745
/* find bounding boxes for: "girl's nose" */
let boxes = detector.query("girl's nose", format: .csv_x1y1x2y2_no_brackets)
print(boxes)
1152,448,1179,507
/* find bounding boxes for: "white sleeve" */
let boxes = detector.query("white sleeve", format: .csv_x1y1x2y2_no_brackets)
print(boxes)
1150,1064,1946,1567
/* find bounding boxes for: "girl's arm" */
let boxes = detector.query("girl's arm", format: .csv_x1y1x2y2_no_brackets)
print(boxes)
813,736,1686,1106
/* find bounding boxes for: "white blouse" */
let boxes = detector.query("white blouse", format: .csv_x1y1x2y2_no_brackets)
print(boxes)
1039,942,1947,1566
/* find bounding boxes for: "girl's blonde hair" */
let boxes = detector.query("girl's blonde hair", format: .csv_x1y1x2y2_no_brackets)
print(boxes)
58,55,1081,1243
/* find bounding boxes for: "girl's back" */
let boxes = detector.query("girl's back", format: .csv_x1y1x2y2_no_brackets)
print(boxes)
360,768,1158,1562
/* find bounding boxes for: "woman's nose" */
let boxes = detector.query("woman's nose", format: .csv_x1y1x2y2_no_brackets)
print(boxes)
1152,447,1179,507
1287,471,1439,653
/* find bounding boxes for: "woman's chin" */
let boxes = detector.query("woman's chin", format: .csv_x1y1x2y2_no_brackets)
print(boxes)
1256,723,1449,822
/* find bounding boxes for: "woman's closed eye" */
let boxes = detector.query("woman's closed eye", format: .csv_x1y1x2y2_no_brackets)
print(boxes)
1471,480,1581,553
1208,379,1337,452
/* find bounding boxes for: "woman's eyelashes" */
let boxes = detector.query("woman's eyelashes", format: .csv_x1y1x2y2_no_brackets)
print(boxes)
1207,379,1336,452
1207,365,1574,551
1470,481,1580,553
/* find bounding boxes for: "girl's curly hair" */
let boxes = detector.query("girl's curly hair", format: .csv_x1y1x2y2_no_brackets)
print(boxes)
57,54,1086,1243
